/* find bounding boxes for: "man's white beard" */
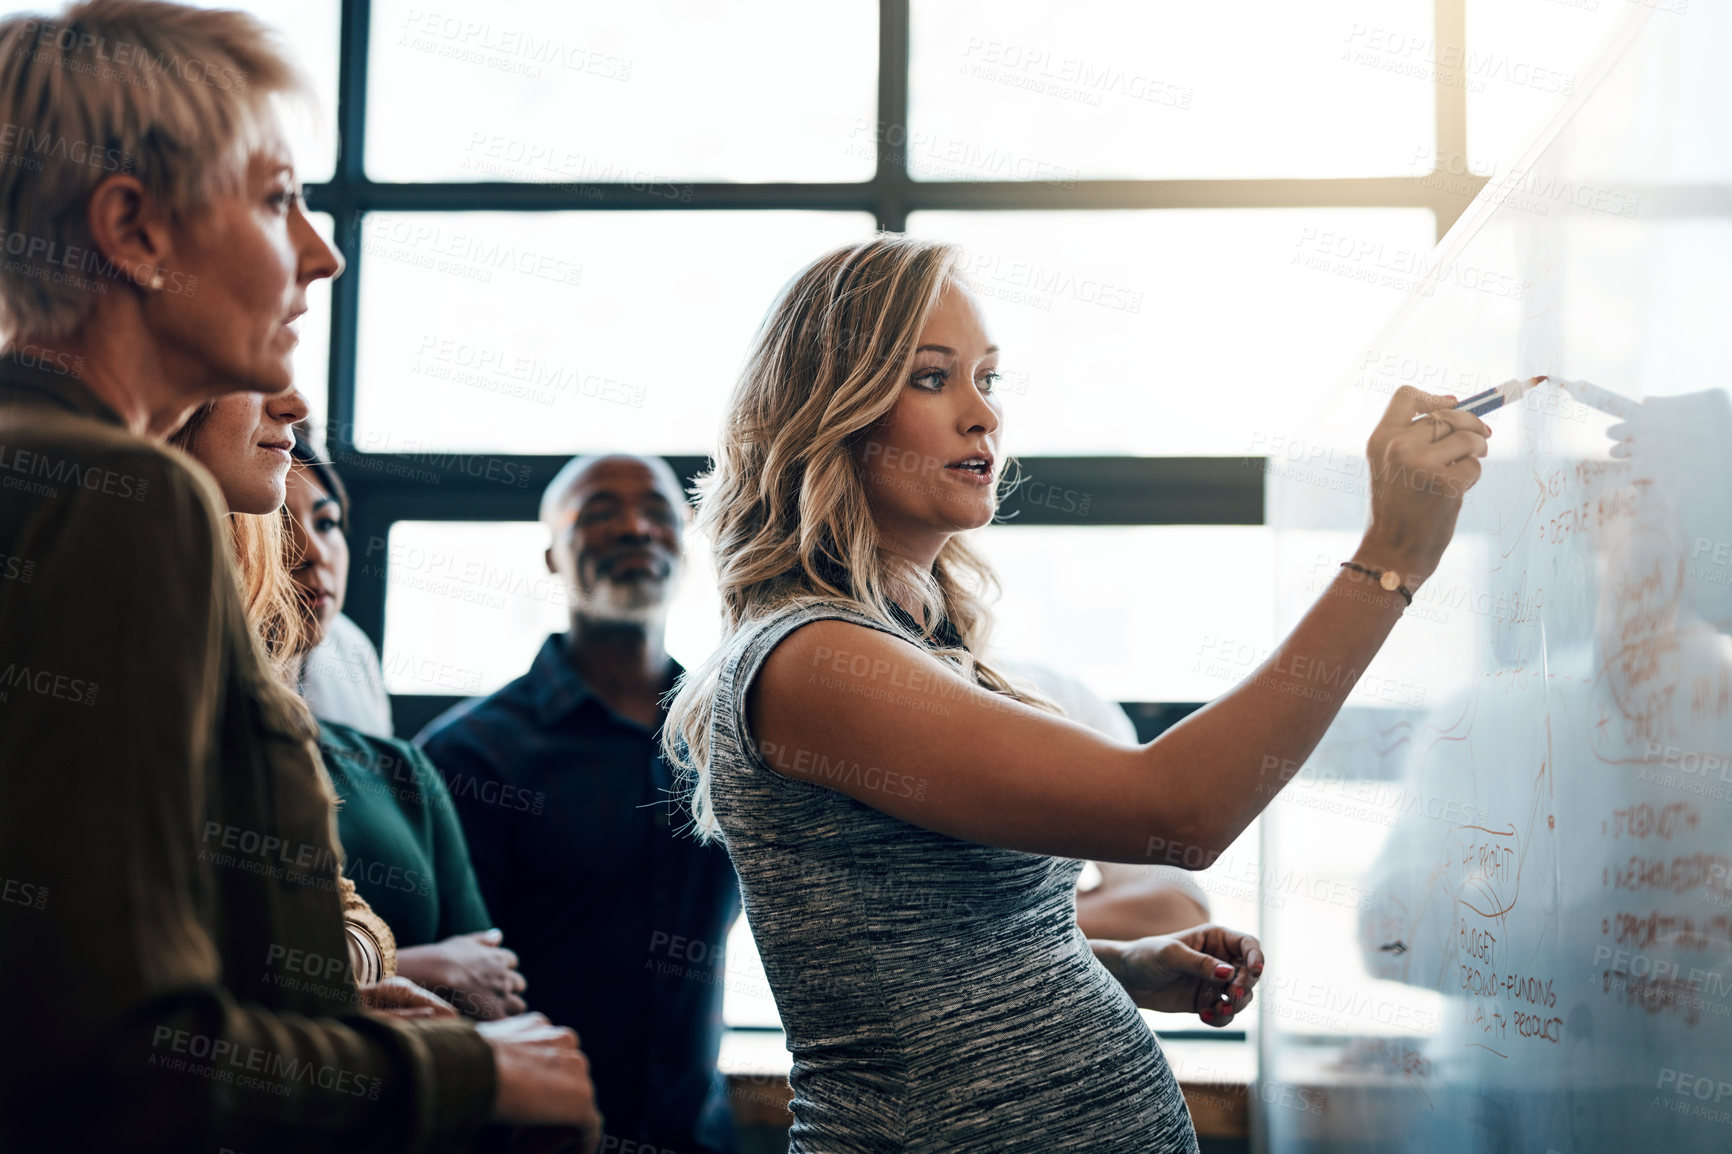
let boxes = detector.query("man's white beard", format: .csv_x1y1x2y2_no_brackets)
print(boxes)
571,575,671,626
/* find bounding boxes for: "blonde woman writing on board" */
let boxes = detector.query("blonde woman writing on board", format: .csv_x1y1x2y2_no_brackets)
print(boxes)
662,235,1492,1153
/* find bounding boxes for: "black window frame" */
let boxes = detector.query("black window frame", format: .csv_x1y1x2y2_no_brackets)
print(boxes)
305,0,1481,736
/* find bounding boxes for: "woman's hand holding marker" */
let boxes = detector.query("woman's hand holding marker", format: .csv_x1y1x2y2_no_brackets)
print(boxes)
1354,385,1496,592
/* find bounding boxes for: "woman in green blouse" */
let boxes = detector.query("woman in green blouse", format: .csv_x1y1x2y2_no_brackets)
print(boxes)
285,441,531,1018
170,398,533,1021
316,715,495,961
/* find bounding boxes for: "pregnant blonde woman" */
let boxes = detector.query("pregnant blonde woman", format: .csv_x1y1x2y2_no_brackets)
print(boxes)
664,235,1491,1152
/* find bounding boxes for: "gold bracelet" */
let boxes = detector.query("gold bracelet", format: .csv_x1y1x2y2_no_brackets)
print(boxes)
1340,561,1414,606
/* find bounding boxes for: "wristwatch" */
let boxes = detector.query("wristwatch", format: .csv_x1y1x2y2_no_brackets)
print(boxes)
1340,561,1414,606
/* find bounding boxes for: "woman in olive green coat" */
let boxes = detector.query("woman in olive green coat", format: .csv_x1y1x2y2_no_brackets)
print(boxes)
0,3,594,1149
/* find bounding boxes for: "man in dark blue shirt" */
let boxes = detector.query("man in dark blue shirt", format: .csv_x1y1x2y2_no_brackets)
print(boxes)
417,454,741,1154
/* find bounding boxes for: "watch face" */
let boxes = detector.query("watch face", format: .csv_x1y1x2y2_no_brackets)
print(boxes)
1380,570,1401,591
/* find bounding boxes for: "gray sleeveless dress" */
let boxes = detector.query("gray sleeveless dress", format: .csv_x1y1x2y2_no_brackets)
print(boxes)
707,600,1199,1153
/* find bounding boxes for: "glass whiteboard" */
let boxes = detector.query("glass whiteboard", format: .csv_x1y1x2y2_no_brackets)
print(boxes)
1261,6,1732,1152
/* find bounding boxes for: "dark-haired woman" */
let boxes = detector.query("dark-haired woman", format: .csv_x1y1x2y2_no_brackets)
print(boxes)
285,440,532,1021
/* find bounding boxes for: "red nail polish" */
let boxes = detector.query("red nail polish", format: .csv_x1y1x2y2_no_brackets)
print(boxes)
1213,964,1234,979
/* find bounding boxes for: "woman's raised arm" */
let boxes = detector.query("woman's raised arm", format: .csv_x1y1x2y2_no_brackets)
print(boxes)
748,385,1492,863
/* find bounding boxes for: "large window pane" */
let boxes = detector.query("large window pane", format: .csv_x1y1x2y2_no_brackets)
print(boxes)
976,524,1275,704
366,0,877,183
380,522,1278,707
353,210,873,454
378,520,724,696
910,0,1434,181
1463,0,1629,176
1464,0,1732,185
908,208,1437,456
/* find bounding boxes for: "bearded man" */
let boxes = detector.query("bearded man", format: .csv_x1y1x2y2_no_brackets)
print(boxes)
418,454,742,1154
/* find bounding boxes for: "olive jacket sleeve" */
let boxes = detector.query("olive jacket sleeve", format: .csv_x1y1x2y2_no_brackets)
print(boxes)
0,388,497,1154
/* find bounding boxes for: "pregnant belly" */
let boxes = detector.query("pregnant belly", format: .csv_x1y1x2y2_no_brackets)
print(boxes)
789,969,1199,1154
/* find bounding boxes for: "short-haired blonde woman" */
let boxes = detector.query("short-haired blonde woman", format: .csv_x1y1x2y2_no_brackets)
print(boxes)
0,2,591,1149
665,236,1494,1152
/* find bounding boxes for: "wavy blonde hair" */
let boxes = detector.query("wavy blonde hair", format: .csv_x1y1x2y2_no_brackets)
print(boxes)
169,402,312,685
662,234,1054,840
